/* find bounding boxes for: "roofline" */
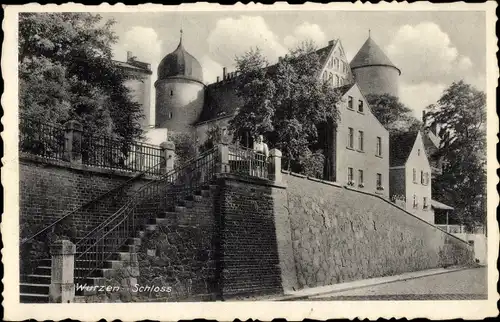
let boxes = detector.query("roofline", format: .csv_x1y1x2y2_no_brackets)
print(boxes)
155,75,206,87
113,60,153,75
351,63,401,76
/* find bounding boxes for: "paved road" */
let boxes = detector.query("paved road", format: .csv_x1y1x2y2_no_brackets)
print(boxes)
311,267,487,301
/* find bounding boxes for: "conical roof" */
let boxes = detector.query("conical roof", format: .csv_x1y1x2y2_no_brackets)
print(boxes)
350,36,401,75
157,33,203,82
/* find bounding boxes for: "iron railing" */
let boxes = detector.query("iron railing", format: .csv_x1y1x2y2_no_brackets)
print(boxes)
81,133,164,175
19,117,66,160
228,145,269,180
74,147,218,280
19,116,165,175
19,161,165,274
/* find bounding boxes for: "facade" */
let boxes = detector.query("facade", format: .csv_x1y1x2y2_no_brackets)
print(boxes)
114,51,153,128
389,131,434,223
333,83,389,195
350,35,401,98
146,33,405,195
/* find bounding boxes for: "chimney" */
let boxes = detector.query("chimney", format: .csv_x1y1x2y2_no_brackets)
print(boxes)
223,67,227,80
127,51,133,62
328,40,335,46
216,76,220,82
422,110,426,123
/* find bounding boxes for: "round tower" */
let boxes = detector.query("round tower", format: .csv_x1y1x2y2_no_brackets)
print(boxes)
350,34,401,98
155,31,205,132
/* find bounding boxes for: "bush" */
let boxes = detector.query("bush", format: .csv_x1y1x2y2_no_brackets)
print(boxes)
298,149,325,178
168,132,199,166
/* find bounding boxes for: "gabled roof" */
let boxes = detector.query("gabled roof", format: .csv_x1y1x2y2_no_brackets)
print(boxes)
196,41,341,124
350,36,401,75
389,131,419,167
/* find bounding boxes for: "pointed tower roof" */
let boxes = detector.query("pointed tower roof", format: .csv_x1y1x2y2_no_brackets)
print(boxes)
157,30,203,82
350,35,401,75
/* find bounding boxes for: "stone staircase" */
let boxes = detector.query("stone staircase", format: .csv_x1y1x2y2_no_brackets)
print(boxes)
20,184,217,303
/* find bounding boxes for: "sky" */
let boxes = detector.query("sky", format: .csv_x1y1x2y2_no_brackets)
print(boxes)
99,10,486,120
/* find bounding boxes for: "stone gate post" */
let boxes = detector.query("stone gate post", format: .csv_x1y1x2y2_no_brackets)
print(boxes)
269,148,282,183
160,141,175,174
49,239,76,303
63,120,83,163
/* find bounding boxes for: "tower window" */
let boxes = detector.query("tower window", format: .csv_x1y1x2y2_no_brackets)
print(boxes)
169,112,173,119
170,90,173,96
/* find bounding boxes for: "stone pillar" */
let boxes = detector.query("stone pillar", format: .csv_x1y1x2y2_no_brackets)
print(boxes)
217,143,230,174
63,120,83,163
269,148,282,183
160,140,175,174
49,240,76,303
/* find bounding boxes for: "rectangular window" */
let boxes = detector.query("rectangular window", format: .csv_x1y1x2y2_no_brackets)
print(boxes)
358,131,364,151
348,127,354,148
348,96,353,109
423,197,428,209
413,168,417,182
426,172,430,185
376,173,382,187
348,167,354,182
413,194,418,209
358,170,364,185
421,170,424,184
376,137,382,156
358,100,364,113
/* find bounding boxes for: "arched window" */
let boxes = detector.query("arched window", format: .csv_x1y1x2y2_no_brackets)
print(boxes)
334,58,339,70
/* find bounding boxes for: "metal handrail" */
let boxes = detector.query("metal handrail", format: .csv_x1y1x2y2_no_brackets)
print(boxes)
73,147,218,279
20,160,165,245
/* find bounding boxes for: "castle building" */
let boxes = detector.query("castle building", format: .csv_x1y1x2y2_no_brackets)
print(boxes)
114,51,153,128
350,34,401,97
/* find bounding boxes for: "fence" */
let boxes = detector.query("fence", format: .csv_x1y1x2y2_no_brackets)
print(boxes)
19,116,165,175
19,117,66,160
228,145,269,180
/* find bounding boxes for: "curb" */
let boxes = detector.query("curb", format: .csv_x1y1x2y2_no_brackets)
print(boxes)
270,266,476,301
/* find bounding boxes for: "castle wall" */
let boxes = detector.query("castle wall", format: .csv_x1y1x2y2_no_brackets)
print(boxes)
281,172,473,289
155,77,205,132
352,65,400,97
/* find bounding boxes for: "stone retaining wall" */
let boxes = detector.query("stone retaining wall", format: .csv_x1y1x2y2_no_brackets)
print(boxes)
282,173,474,289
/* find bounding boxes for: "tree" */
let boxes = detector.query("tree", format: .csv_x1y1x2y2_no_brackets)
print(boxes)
18,13,144,142
168,132,199,166
229,41,343,173
425,81,486,230
365,93,422,133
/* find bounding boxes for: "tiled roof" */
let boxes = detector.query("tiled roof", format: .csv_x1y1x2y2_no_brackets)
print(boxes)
389,131,418,167
350,37,400,75
196,42,338,124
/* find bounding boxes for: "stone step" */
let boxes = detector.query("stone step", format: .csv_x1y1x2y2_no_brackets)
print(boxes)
20,293,49,303
21,274,51,285
20,283,50,295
